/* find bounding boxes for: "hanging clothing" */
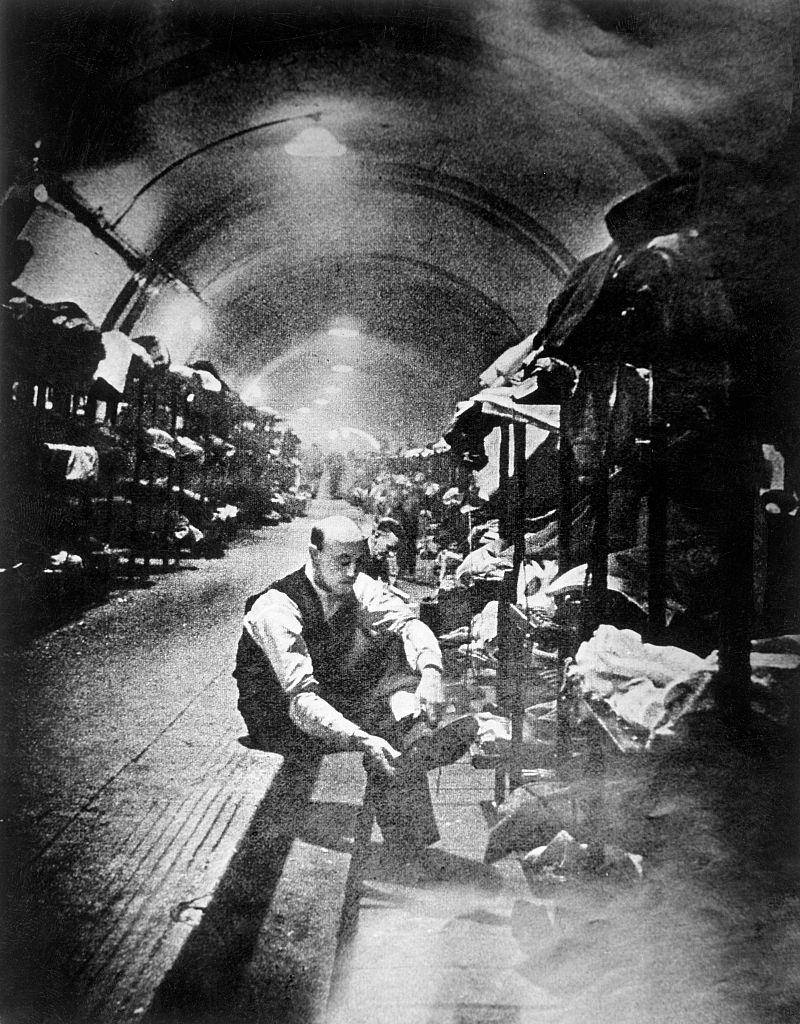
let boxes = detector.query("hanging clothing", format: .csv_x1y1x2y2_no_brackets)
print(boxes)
192,368,223,393
44,443,100,482
95,330,135,394
174,435,206,462
142,427,176,460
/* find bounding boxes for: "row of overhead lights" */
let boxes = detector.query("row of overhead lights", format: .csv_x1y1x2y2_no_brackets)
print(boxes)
292,322,358,415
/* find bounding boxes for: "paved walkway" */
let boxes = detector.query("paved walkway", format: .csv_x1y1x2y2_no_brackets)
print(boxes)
2,507,343,1022
4,501,798,1024
0,500,526,1024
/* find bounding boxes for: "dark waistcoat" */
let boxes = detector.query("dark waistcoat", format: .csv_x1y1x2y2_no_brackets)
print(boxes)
234,566,393,745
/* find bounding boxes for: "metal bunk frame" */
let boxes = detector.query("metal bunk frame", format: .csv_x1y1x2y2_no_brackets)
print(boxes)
491,354,756,805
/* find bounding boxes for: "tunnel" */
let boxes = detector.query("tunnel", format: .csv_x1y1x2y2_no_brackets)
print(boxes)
2,3,799,1024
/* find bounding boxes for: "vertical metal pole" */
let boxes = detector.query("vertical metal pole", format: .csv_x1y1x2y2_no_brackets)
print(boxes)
494,421,513,805
128,377,145,579
498,424,511,542
494,567,513,807
557,428,575,768
557,433,573,579
717,375,755,728
143,376,160,578
509,420,527,791
646,366,668,641
584,463,609,638
583,367,616,639
165,376,179,570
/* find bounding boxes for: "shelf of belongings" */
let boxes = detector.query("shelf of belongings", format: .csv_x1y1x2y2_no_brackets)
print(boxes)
437,376,572,797
0,292,305,638
441,168,800,830
493,168,799,792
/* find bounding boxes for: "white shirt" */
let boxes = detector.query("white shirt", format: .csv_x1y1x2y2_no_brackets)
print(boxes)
243,562,442,700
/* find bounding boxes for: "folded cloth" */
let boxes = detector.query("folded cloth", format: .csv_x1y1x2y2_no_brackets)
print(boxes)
129,341,155,370
522,830,590,874
142,427,176,460
455,546,511,583
470,519,500,545
569,625,720,740
174,435,205,462
133,334,170,367
517,559,559,612
168,363,196,381
214,504,239,521
572,625,715,698
44,443,99,482
192,368,222,392
470,600,500,647
170,513,204,544
607,679,670,733
207,435,236,459
50,550,83,569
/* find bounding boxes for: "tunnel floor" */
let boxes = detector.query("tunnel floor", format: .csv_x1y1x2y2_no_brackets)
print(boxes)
2,502,799,1024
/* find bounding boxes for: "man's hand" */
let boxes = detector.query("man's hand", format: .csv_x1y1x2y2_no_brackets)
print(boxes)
415,667,445,725
356,733,401,778
365,604,415,636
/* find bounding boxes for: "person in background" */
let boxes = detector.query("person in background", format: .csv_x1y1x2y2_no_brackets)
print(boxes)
361,517,403,585
395,485,421,580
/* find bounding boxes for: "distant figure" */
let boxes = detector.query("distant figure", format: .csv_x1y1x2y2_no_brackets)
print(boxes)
326,451,345,498
361,517,403,585
395,487,421,579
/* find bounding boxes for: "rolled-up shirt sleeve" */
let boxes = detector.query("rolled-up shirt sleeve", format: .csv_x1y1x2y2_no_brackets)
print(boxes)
243,589,319,697
353,572,443,675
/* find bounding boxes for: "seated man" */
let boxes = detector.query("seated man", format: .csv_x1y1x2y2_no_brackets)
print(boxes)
234,515,477,861
360,516,403,584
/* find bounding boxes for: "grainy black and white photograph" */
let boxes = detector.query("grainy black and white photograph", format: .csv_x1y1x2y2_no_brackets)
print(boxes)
1,1,799,1022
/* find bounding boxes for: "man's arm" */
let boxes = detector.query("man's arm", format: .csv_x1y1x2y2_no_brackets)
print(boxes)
353,573,446,721
290,691,400,775
244,589,400,771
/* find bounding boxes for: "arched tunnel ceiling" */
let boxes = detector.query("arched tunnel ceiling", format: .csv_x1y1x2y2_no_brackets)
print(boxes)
5,0,796,447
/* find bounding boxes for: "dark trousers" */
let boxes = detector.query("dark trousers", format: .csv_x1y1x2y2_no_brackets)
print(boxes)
246,670,440,859
347,671,440,858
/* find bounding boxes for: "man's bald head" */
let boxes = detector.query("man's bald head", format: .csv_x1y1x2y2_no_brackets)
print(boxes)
310,516,366,550
309,517,367,597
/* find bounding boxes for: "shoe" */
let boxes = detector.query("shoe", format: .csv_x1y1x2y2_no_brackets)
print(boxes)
396,715,479,774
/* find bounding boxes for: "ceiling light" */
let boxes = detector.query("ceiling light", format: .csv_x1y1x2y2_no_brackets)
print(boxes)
314,398,330,407
332,364,354,374
284,126,346,158
327,327,359,339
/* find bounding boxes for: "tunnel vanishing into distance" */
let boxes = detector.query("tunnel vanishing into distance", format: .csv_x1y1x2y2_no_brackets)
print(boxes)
5,0,794,449
3,5,800,1024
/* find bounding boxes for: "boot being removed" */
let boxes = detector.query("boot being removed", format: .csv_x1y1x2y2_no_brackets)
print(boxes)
396,715,479,774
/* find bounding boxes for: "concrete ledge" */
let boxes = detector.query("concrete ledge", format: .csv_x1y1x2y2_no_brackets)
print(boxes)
243,753,372,1024
147,751,371,1024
